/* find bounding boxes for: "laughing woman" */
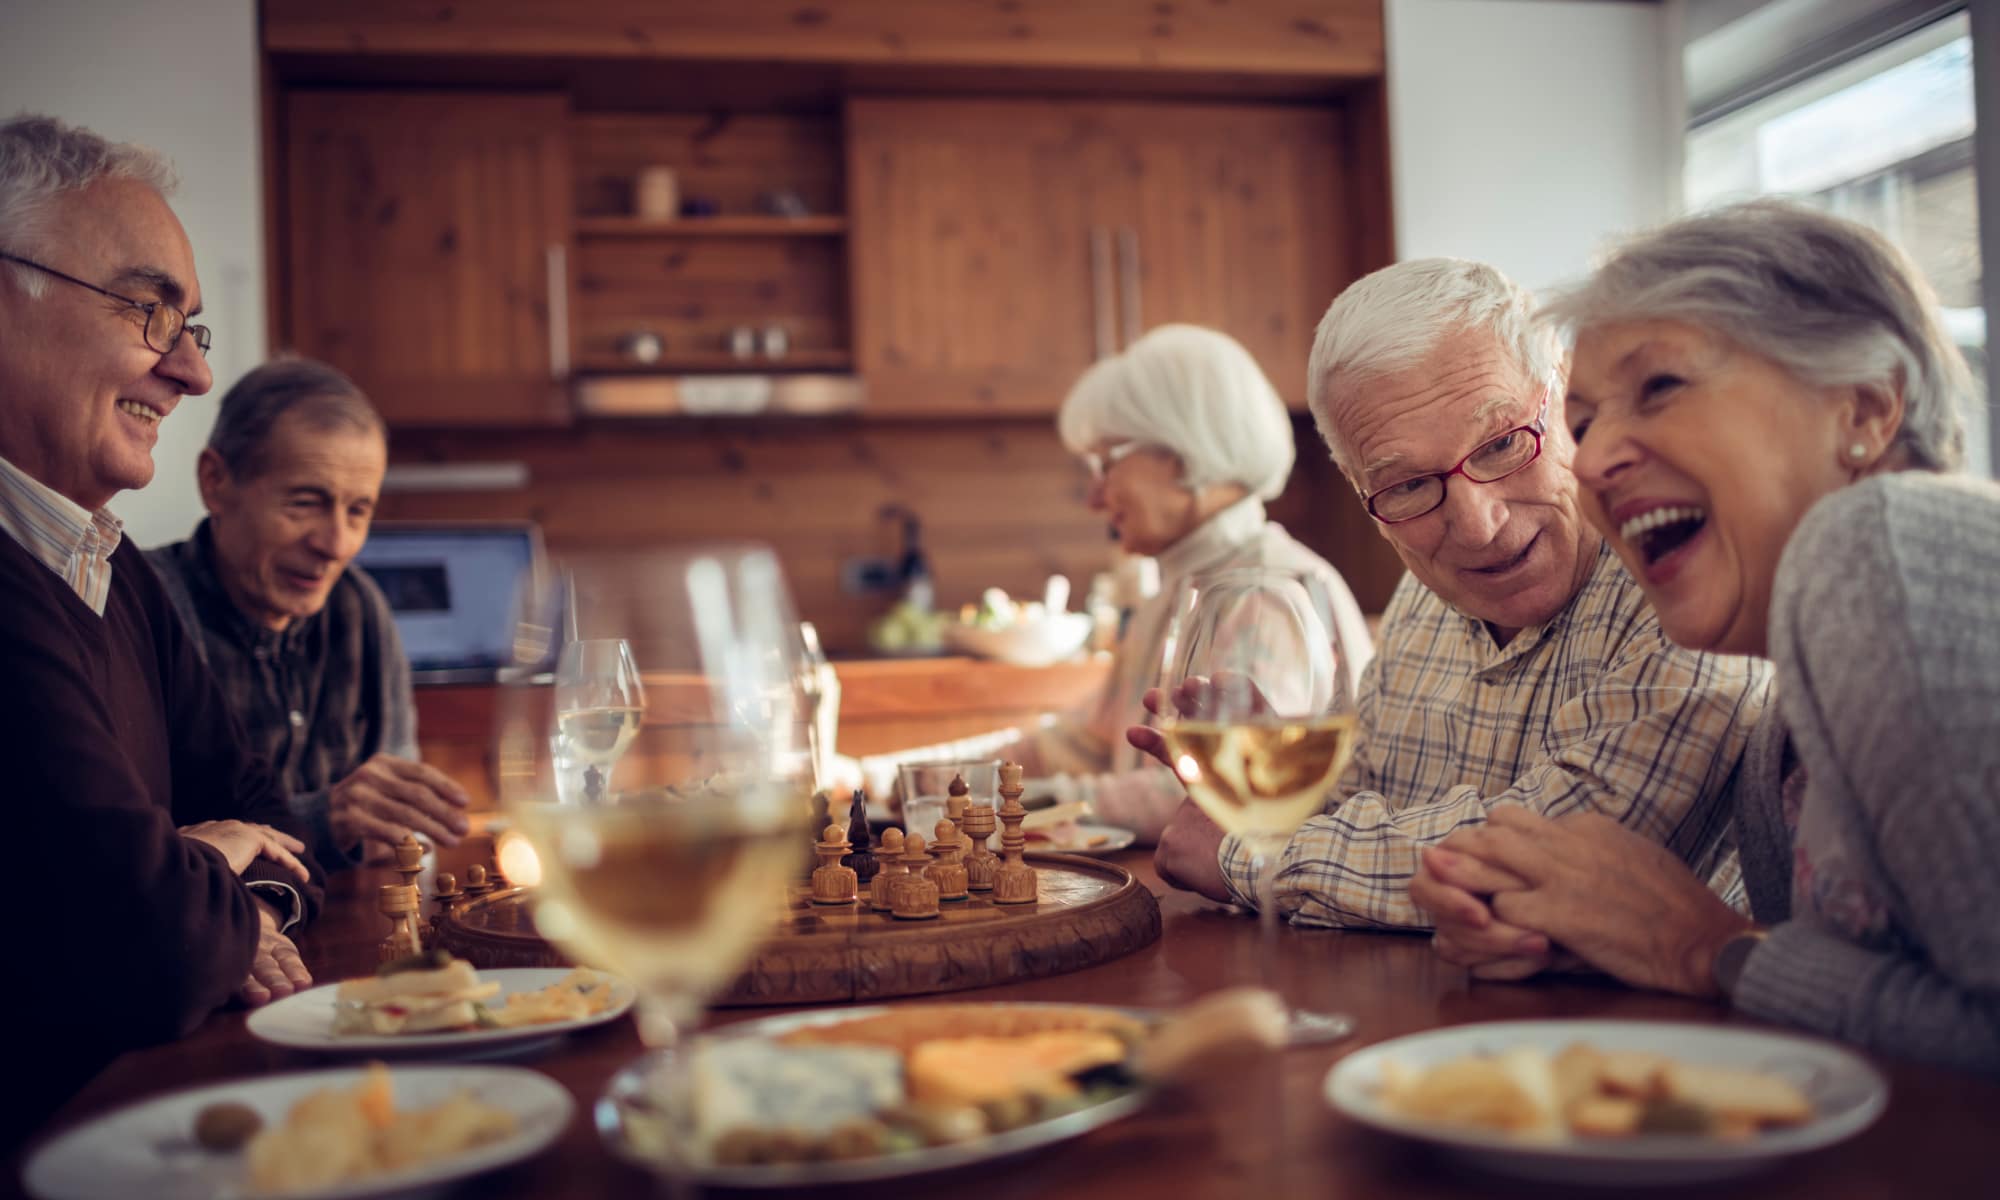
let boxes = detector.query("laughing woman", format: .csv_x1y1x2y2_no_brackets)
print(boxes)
1411,200,2000,1071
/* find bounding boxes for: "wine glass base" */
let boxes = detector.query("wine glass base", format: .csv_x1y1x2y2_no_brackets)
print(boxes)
1286,1009,1355,1046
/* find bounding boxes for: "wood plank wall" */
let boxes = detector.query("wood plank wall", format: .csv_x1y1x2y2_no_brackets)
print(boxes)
263,0,1386,78
378,414,1403,655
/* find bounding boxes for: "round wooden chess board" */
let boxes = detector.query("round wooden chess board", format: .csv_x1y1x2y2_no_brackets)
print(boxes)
430,854,1162,1006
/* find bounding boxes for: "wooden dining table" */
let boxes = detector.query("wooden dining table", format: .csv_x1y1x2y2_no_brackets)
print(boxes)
18,835,2000,1199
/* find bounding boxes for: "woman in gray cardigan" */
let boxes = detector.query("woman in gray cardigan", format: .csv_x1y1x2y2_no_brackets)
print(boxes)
1411,200,2000,1073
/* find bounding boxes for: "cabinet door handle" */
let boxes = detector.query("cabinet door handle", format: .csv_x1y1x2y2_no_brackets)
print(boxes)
545,243,570,380
1090,226,1116,361
1117,227,1142,348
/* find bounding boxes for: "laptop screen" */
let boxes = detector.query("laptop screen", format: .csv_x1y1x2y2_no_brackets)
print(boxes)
354,523,540,678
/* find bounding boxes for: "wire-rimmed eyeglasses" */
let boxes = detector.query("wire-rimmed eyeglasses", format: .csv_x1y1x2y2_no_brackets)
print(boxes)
0,251,211,357
1361,394,1550,524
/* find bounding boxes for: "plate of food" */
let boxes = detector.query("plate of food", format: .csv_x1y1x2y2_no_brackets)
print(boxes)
1325,1020,1889,1186
23,1062,573,1200
246,951,633,1055
1024,821,1136,857
598,990,1287,1187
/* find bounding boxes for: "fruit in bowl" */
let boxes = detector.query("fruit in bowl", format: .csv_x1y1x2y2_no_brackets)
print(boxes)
868,599,948,655
944,589,1092,667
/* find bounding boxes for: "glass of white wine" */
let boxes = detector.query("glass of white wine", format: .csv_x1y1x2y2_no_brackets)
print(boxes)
1154,565,1359,1039
498,546,815,1049
554,638,646,803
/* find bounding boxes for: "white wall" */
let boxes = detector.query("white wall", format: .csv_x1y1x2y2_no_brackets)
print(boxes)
0,0,265,547
1386,0,1679,294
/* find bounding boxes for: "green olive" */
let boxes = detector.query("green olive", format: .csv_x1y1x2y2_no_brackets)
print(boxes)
193,1101,263,1151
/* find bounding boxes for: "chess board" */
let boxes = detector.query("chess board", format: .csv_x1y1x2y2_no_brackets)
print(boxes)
430,853,1162,1006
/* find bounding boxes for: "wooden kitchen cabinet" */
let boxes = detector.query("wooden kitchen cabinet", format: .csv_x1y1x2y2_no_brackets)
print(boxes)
847,97,1352,416
283,91,575,427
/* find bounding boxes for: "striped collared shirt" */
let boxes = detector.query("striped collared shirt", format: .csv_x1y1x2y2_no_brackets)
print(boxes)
0,454,123,615
1220,539,1771,929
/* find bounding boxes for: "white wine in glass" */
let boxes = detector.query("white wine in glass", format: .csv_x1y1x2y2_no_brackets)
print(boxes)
1158,715,1359,839
1154,565,1358,1043
554,638,646,802
499,547,814,1049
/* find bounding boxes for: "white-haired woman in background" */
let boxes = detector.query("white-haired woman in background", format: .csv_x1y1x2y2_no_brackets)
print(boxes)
849,324,1372,844
1414,200,2000,1072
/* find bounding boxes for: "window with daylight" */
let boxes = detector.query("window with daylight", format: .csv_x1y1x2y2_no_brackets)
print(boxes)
1686,8,1989,475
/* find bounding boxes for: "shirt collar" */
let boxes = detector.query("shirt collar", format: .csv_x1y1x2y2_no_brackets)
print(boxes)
1459,536,1616,672
1156,495,1268,582
0,452,124,569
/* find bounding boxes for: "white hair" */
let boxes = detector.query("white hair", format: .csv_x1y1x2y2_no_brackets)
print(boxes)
1057,324,1296,501
0,113,177,297
1306,258,1561,473
1541,199,1969,472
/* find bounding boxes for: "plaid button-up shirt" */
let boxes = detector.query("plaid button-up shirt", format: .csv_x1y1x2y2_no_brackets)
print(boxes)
1220,539,1770,929
147,522,418,868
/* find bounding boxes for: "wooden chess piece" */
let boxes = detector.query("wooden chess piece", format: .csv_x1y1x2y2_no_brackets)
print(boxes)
962,796,998,893
433,871,461,903
890,832,940,920
392,833,425,893
843,790,880,885
992,761,1037,905
377,883,425,962
869,828,909,912
926,818,970,901
811,823,859,905
463,863,493,898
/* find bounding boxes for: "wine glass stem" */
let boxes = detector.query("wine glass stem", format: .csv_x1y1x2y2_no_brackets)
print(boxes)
1251,842,1282,991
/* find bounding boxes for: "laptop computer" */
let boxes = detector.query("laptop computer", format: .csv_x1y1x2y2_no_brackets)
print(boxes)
353,522,546,684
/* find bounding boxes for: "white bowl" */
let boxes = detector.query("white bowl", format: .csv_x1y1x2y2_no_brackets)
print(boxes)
942,613,1092,666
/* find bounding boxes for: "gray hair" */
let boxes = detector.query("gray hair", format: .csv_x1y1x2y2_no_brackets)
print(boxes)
208,357,386,480
1542,199,1970,471
1057,324,1296,500
0,113,178,297
1306,258,1562,474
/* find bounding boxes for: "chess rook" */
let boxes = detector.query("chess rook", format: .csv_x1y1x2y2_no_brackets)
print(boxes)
992,760,1037,905
392,833,425,893
962,799,999,892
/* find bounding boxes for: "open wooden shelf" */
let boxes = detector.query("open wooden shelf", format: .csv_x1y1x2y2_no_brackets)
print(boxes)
575,350,854,373
577,215,847,237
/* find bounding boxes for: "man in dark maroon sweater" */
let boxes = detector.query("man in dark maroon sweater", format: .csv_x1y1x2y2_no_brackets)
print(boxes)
0,115,326,1142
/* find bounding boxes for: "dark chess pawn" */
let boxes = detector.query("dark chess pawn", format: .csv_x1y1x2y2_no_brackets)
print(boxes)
843,789,880,885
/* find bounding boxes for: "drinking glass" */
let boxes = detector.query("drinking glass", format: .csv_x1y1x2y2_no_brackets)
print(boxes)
897,759,1000,845
1153,565,1359,1040
553,638,646,803
497,545,815,1049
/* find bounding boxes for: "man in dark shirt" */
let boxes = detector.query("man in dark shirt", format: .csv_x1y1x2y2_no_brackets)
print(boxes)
148,359,470,869
0,113,325,1133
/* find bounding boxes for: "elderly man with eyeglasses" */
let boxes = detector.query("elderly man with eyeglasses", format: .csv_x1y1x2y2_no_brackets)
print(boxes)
1140,259,1771,970
0,114,325,1132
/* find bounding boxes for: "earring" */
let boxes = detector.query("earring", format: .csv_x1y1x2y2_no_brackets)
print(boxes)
1848,443,1869,463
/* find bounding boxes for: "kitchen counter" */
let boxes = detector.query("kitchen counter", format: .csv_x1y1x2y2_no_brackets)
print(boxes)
413,654,1112,808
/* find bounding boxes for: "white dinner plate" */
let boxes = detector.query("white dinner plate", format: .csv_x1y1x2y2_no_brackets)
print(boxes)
23,1064,573,1200
1025,822,1138,857
247,968,635,1056
1325,1019,1889,1186
595,1003,1151,1188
